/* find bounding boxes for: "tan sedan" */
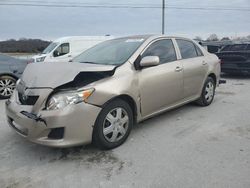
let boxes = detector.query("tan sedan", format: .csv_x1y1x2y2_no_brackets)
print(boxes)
5,35,221,149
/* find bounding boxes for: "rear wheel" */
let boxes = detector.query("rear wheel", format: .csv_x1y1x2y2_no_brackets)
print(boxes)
196,77,215,106
93,99,133,150
0,75,17,99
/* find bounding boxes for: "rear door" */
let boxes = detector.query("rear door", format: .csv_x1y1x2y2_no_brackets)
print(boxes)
138,38,183,117
175,39,208,99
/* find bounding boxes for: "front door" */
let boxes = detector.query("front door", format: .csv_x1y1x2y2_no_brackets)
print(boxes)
48,43,71,63
138,39,183,117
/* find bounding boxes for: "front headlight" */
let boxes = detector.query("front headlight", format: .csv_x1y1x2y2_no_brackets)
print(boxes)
36,56,46,62
46,88,94,110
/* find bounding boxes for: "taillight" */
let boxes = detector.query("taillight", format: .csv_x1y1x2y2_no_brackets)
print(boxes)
219,59,223,64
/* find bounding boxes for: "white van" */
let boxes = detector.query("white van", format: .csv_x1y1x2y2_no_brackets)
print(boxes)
31,36,113,63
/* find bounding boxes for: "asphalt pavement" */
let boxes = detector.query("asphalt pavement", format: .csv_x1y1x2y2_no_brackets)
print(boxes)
0,76,250,188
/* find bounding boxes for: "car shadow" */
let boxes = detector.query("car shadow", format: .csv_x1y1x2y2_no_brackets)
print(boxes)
221,73,250,80
132,103,196,132
2,133,123,167
3,103,197,163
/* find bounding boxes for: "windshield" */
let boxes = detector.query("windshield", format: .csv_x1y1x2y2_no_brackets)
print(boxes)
42,42,59,54
73,38,145,65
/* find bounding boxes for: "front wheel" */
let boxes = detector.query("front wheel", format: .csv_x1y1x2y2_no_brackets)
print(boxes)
93,99,133,150
0,75,17,99
196,77,215,106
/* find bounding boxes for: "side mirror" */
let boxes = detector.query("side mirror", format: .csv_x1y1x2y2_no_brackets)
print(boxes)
140,56,160,68
53,50,60,57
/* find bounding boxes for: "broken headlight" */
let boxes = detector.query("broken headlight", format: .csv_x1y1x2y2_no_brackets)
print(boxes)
46,88,94,110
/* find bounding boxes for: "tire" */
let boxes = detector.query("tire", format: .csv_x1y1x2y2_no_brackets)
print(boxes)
0,75,17,99
93,99,133,150
196,77,215,106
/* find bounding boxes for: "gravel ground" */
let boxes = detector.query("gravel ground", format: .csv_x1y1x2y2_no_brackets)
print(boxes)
0,76,250,188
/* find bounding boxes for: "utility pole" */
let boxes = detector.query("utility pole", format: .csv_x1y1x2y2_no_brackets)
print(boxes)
162,0,165,34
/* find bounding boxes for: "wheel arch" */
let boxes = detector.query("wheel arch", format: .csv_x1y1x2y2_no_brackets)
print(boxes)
207,73,217,85
0,73,19,80
101,94,138,123
92,94,137,149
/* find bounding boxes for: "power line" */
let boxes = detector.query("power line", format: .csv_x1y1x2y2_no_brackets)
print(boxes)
4,0,250,10
1,2,250,12
0,3,160,8
3,0,161,6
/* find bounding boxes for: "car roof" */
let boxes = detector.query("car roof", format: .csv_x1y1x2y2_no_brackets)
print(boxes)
53,36,114,43
112,35,194,41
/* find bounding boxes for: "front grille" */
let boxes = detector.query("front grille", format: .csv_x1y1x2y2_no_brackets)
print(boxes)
18,92,39,105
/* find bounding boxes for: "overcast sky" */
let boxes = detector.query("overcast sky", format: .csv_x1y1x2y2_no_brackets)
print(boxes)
0,0,250,40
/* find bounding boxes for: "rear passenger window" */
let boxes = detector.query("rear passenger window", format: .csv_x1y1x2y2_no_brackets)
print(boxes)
195,45,203,56
176,39,198,59
142,39,177,64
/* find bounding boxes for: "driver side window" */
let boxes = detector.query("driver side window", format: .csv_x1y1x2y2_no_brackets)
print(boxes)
142,39,177,64
53,43,70,57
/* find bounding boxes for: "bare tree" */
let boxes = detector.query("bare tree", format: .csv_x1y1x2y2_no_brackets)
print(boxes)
194,36,203,41
221,37,230,41
207,34,219,41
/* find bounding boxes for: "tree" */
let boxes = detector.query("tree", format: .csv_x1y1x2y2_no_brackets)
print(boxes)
19,37,28,41
207,34,219,41
0,39,50,53
194,36,203,41
221,37,230,41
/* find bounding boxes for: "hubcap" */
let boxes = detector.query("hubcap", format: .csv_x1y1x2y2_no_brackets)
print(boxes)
205,81,214,103
0,78,16,97
103,107,129,143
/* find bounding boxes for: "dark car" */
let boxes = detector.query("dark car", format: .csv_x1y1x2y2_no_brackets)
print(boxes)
0,54,27,99
216,44,250,75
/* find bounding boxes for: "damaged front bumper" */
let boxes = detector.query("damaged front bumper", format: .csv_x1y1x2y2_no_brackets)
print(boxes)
5,91,102,148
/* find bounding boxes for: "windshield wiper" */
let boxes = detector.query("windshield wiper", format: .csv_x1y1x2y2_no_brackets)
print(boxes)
79,61,98,64
78,61,117,66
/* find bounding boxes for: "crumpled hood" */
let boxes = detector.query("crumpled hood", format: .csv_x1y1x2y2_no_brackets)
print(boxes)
21,62,116,88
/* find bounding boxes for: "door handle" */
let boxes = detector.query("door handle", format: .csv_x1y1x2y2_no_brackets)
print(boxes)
175,66,183,72
202,61,207,65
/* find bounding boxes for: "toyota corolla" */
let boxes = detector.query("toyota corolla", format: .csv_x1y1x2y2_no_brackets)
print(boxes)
5,35,221,149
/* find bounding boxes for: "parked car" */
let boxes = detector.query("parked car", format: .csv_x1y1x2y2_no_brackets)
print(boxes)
31,36,113,63
0,54,27,99
6,35,220,149
216,43,250,75
199,40,233,54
